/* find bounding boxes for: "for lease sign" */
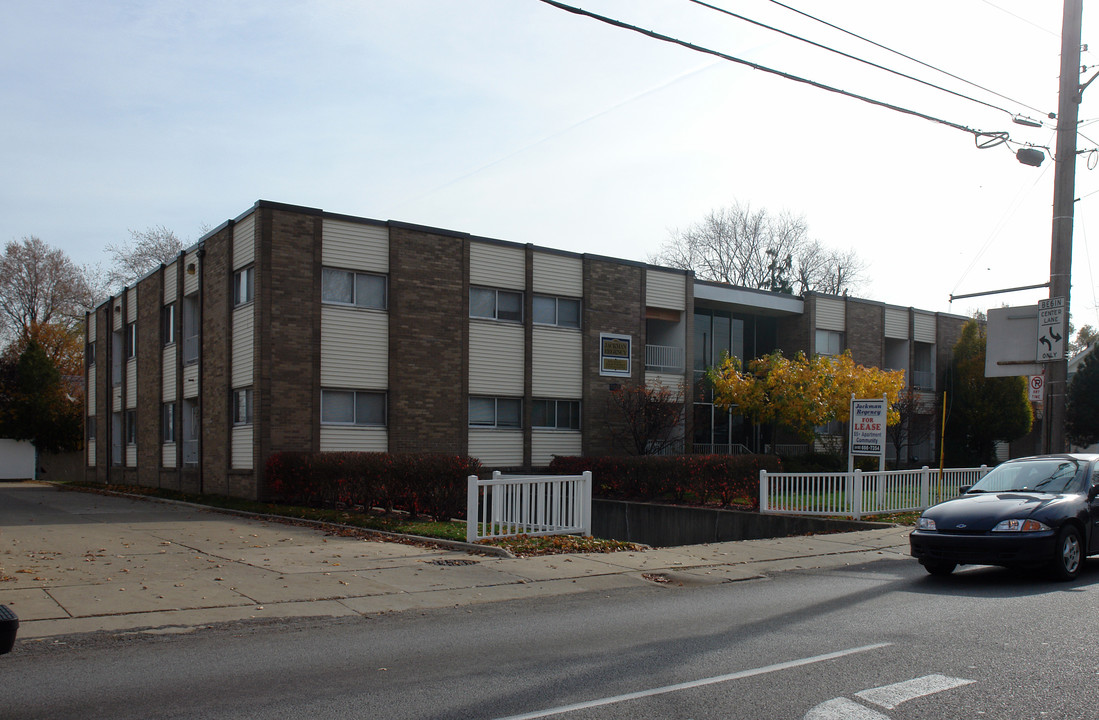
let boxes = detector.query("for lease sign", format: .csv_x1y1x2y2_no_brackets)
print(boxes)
850,397,887,456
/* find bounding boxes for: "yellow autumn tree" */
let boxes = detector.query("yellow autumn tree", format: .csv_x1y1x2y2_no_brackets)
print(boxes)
708,350,906,443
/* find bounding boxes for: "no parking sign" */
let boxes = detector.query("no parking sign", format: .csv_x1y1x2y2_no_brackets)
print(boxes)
1028,374,1044,403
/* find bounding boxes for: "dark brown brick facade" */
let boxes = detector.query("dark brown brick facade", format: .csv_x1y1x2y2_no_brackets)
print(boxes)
388,225,468,455
846,299,884,368
135,272,163,487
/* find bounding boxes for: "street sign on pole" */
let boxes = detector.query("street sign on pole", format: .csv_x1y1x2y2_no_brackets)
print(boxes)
1028,374,1045,403
1037,297,1065,361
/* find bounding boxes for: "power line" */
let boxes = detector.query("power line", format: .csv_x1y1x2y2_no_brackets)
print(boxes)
690,0,1026,121
763,0,1051,118
536,0,1010,143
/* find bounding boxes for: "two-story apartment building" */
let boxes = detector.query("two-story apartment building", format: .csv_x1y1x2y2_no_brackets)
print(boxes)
84,200,967,500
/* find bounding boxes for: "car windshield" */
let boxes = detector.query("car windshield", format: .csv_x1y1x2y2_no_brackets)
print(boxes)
969,459,1082,494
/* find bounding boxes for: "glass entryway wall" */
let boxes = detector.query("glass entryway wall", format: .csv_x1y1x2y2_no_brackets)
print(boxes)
692,307,777,453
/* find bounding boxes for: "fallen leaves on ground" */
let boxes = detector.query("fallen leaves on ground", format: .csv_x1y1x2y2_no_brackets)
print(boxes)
480,534,646,558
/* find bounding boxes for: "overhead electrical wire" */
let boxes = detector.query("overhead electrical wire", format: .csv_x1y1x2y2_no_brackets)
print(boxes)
689,0,1027,121
763,0,1051,118
535,0,1010,146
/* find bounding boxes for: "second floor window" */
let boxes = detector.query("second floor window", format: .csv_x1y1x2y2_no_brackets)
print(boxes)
815,329,843,357
321,268,386,309
533,295,581,328
233,266,255,306
470,287,522,323
125,322,137,358
162,304,176,345
232,388,253,425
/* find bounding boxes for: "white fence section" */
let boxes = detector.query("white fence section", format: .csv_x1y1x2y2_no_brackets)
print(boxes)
466,471,592,543
760,465,991,520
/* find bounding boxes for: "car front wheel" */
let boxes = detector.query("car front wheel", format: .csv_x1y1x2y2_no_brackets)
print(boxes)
1051,525,1083,581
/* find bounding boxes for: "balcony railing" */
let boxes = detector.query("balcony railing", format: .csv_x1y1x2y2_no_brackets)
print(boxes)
645,344,684,373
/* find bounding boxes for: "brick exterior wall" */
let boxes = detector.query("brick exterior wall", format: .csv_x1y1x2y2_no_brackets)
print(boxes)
775,310,811,357
136,272,163,487
388,225,468,455
199,227,232,496
582,257,645,457
91,306,109,483
846,299,884,368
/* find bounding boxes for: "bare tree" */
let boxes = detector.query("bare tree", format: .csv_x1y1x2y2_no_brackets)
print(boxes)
606,381,686,455
651,203,866,295
0,237,94,348
104,225,184,293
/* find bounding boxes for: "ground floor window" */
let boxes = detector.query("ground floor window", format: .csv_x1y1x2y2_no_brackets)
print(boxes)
469,397,522,428
320,389,386,426
531,399,580,430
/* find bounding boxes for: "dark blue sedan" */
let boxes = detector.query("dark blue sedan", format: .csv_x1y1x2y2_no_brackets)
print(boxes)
910,454,1099,580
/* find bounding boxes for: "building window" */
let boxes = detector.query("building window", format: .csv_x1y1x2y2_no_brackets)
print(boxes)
816,329,843,356
125,410,137,445
182,295,199,365
162,402,176,443
470,287,523,323
87,417,96,443
321,268,387,309
232,388,253,425
531,399,580,430
320,389,386,426
233,266,255,306
162,304,176,345
86,341,96,367
469,397,522,428
125,322,137,359
533,295,581,328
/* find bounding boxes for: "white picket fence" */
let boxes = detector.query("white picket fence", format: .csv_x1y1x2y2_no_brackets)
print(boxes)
760,465,991,520
466,471,592,543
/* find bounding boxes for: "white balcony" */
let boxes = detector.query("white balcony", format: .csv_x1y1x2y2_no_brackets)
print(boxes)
645,344,684,373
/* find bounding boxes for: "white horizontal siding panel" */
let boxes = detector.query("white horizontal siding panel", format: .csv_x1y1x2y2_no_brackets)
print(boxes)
127,288,137,323
470,242,525,290
113,385,122,412
113,298,123,331
231,426,254,470
163,262,178,301
183,364,199,399
914,312,936,343
532,327,582,397
645,372,687,395
468,430,523,467
815,297,846,331
469,323,525,395
320,307,389,388
162,443,176,469
532,430,582,467
162,347,177,401
320,427,388,453
884,308,909,339
126,444,137,468
322,219,389,273
87,366,96,412
183,250,201,295
232,212,256,270
533,252,582,296
232,306,255,387
88,316,96,343
86,440,96,467
125,358,137,409
646,270,686,311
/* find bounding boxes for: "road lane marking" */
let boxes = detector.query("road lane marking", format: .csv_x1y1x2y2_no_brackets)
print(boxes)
492,642,893,720
855,674,975,710
804,697,890,720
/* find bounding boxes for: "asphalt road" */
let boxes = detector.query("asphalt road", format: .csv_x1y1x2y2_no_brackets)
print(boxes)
4,555,1098,719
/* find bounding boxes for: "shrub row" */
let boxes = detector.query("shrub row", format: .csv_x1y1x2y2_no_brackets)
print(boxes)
548,454,783,509
265,452,482,521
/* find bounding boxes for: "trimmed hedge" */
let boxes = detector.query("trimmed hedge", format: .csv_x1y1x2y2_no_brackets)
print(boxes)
265,452,481,521
548,454,782,509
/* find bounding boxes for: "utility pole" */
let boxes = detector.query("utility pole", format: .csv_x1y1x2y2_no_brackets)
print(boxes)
1045,0,1083,454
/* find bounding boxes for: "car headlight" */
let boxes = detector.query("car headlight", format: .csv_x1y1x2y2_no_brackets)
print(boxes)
917,517,937,531
991,519,1050,532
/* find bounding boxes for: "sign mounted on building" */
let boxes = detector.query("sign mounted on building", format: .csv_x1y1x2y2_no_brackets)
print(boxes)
599,333,632,377
1036,297,1065,361
849,396,887,472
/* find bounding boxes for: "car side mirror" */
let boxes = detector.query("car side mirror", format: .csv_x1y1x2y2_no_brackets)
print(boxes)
959,485,972,495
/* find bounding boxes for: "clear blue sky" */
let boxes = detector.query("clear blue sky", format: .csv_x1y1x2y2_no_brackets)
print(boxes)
2,0,1097,327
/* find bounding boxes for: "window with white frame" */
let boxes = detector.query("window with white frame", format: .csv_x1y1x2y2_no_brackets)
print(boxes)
321,268,387,309
469,397,522,428
470,287,523,323
125,410,137,445
232,388,253,425
320,389,386,426
162,402,176,443
87,417,96,443
531,399,580,430
533,295,581,328
162,304,176,345
233,266,255,306
815,329,843,356
125,322,137,358
86,341,96,367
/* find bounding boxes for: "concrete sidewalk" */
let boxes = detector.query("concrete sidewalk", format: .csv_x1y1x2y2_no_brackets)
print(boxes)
0,482,913,640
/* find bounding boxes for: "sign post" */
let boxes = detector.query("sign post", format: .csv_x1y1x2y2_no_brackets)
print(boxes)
849,396,888,473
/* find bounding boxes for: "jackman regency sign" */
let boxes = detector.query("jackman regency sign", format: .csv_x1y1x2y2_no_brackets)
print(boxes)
849,396,887,472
